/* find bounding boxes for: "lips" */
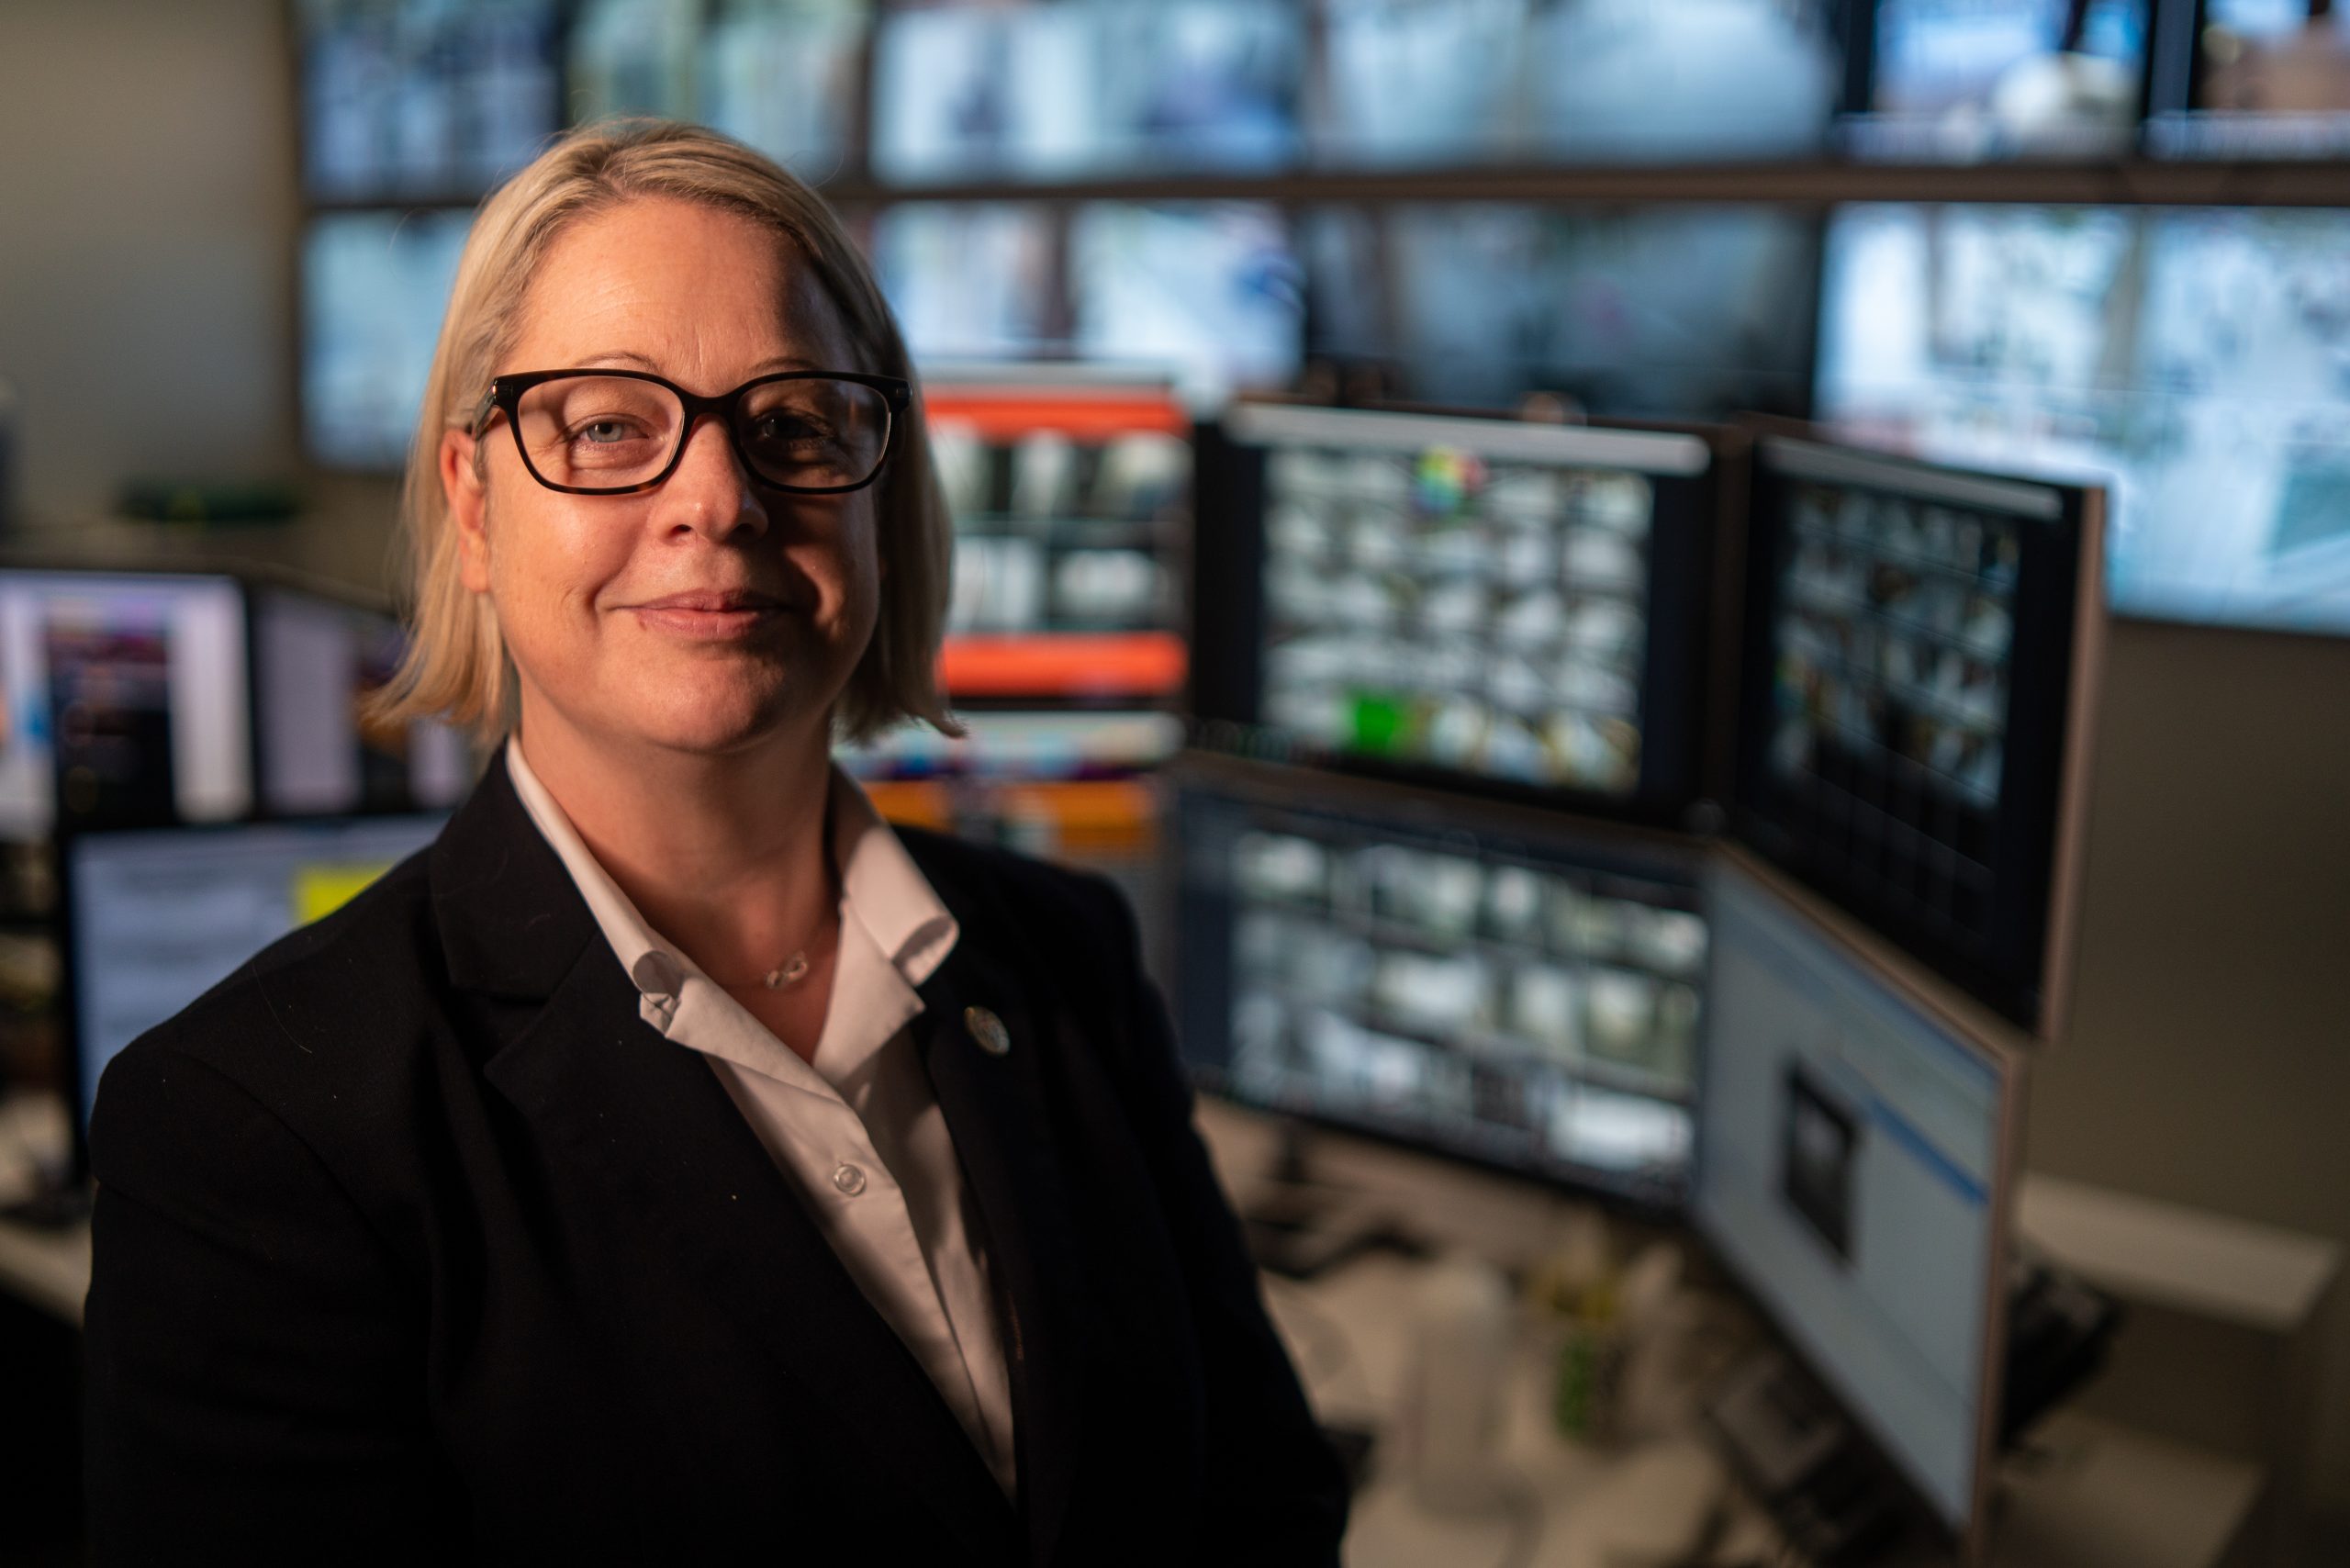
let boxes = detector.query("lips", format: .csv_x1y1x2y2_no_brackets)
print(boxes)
625,587,790,641
632,588,786,612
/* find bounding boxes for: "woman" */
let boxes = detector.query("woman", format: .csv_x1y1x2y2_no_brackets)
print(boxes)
83,121,1346,1565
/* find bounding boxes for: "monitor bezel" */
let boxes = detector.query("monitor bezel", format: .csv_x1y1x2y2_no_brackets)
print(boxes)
1166,748,1713,1219
1691,842,2025,1567
1192,399,1734,834
1729,430,2105,1040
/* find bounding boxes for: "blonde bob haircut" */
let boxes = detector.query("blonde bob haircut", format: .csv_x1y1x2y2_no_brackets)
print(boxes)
369,118,958,746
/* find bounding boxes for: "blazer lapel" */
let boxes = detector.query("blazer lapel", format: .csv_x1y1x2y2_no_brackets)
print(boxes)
433,761,1017,1559
911,869,1092,1568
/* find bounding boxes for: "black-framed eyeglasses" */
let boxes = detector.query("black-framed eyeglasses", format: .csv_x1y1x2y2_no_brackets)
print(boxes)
469,367,912,496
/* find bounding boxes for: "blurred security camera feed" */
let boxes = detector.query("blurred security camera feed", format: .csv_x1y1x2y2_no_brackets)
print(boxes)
870,0,1304,182
1303,204,1820,420
1176,782,1707,1204
1765,479,2022,938
302,209,473,470
1847,0,2150,160
2150,0,2350,156
1259,442,1653,797
1817,202,2350,636
1315,0,1839,167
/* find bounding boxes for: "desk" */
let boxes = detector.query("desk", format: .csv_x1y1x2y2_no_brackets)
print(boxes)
1261,1248,2266,1568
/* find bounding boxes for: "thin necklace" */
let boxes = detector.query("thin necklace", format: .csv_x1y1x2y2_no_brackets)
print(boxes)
713,804,841,993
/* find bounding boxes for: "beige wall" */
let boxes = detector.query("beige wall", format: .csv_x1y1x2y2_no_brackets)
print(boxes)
5,0,2349,1529
0,1,300,527
2026,618,2350,1514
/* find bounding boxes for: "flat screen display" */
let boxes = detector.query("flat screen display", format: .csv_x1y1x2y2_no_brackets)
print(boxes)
2148,0,2350,156
66,814,448,1144
1734,437,2098,1036
1303,204,1821,420
1175,764,1707,1206
1695,854,2014,1541
1069,204,1304,404
1194,404,1719,822
870,0,1303,183
298,0,561,201
1848,0,2149,159
303,209,473,470
252,588,473,817
698,0,870,178
925,384,1194,701
1817,201,2350,636
0,571,252,841
867,205,1058,364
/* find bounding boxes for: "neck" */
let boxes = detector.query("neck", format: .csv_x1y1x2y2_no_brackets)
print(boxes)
514,704,838,985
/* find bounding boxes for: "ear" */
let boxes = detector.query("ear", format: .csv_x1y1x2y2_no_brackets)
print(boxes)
442,428,493,595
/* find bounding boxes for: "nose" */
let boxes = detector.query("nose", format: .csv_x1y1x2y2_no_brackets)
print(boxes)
650,410,768,543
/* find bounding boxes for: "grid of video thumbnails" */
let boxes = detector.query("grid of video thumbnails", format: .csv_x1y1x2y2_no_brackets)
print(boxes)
1192,801,1705,1202
929,415,1190,639
1258,442,1652,796
1769,481,2020,941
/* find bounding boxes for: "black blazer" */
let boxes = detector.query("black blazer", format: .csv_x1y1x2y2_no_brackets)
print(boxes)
83,758,1346,1565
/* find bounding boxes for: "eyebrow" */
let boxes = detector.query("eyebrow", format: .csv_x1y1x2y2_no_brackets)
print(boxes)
573,351,824,376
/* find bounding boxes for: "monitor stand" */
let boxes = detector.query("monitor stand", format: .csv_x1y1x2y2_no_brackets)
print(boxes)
1237,1117,1414,1281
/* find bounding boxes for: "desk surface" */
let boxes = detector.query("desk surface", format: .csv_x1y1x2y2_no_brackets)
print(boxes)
1260,1249,2265,1568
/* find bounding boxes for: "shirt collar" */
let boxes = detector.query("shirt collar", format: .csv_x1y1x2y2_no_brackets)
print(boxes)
501,735,959,1012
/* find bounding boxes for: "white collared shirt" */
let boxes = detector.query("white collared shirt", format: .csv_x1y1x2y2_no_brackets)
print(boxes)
504,739,1018,1497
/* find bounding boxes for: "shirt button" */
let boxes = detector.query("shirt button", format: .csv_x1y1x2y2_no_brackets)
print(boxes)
832,1162,867,1197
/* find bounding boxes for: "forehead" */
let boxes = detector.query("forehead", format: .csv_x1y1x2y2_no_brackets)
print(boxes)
506,196,858,379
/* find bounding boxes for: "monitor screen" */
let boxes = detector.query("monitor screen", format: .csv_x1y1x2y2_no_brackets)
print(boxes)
1694,852,2015,1540
1848,0,2149,159
1816,201,2350,636
870,0,1303,183
698,0,871,177
303,209,473,470
1193,404,1720,822
1174,762,1708,1206
65,813,449,1143
1312,0,1837,166
1733,436,2098,1036
252,588,473,817
1303,204,1821,420
298,0,561,202
867,205,1058,364
0,571,252,841
2148,0,2350,156
926,383,1193,702
1069,204,1304,404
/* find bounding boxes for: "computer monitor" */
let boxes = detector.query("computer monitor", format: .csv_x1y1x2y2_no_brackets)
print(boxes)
1692,848,2021,1562
297,0,561,202
1731,434,2101,1037
2146,0,2350,156
867,205,1058,364
1192,402,1724,824
1841,0,2151,160
1171,756,1708,1208
1069,203,1304,405
1816,200,2350,636
868,0,1304,183
0,569,253,841
924,379,1194,705
303,208,474,470
252,585,473,817
61,812,449,1175
1301,204,1822,420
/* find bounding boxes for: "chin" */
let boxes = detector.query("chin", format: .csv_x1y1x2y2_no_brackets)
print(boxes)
630,673,825,758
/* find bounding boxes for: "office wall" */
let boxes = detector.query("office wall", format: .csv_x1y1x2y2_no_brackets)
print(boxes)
0,0,299,528
2025,618,2350,1517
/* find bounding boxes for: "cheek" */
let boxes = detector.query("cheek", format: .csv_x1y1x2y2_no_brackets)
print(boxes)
482,491,625,655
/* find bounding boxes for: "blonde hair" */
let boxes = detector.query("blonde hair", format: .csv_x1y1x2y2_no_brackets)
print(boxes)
369,118,957,746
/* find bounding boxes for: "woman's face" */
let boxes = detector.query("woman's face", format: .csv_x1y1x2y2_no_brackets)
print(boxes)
443,196,883,761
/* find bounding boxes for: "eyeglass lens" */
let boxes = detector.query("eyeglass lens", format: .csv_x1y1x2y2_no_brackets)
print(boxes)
511,375,890,492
